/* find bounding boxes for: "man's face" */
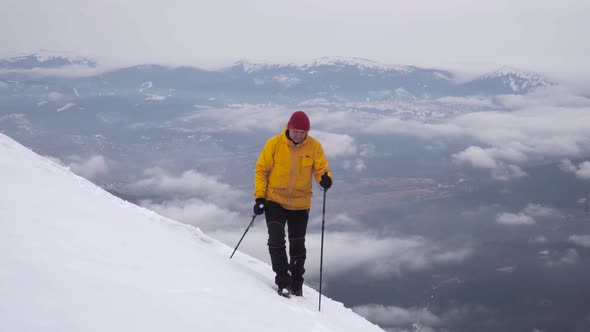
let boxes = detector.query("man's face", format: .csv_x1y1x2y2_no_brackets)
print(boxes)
289,129,307,143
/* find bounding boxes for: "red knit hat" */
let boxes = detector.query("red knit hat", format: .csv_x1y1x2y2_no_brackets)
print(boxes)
287,111,310,131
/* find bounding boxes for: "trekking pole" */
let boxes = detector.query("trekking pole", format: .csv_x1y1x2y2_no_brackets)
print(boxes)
318,181,328,311
230,214,258,259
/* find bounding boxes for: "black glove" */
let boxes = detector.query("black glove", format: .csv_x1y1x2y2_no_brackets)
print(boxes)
253,198,265,215
320,173,332,190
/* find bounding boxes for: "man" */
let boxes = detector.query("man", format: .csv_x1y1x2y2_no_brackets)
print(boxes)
254,110,332,297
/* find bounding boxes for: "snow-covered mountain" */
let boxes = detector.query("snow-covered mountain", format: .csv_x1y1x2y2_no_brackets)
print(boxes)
462,66,554,94
0,53,555,108
303,56,415,74
0,133,384,332
0,50,97,69
230,57,414,74
219,57,458,98
220,58,553,96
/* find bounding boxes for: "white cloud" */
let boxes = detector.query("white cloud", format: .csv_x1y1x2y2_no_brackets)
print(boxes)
352,304,441,330
453,146,497,169
145,93,166,101
559,159,590,179
352,303,475,332
47,154,109,180
453,105,590,159
544,248,579,268
177,104,291,133
173,92,590,182
530,236,548,244
496,85,590,109
350,88,590,180
140,197,240,230
439,91,590,177
175,106,365,172
315,232,472,279
453,147,528,180
312,131,358,158
127,168,248,233
490,164,527,181
569,234,590,247
321,213,359,227
180,105,367,135
69,155,109,179
559,159,578,173
341,158,367,173
127,167,244,203
524,203,560,218
359,144,376,158
495,204,559,227
365,118,464,139
209,228,472,285
355,159,367,172
48,91,63,101
496,212,535,226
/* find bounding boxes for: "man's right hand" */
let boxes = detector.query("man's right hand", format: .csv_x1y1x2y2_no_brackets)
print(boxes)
253,198,265,215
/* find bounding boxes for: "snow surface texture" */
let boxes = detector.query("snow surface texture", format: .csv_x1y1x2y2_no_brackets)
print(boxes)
0,133,384,332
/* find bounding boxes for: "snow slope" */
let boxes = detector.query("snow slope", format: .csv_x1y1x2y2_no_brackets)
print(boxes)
0,133,383,332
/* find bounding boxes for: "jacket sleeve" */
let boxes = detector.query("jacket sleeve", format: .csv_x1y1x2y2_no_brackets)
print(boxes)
254,137,276,199
313,141,331,184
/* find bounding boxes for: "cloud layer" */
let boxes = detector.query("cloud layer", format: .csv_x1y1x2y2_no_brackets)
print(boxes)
47,154,109,180
560,159,590,179
176,85,590,180
496,203,561,227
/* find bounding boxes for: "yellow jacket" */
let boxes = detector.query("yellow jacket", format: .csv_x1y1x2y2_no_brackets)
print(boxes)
255,128,331,210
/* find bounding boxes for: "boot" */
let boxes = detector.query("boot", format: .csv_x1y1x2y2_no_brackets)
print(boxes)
275,272,292,297
277,285,292,297
290,287,303,297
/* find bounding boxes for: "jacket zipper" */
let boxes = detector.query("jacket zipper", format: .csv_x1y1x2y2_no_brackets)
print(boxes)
287,144,298,207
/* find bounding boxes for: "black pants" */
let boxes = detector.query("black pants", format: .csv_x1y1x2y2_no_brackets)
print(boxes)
264,200,309,290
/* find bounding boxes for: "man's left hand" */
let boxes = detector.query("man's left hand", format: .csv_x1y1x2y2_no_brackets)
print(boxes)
320,174,332,190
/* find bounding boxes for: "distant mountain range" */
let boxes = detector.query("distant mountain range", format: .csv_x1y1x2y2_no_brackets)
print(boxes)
0,51,97,69
0,53,554,101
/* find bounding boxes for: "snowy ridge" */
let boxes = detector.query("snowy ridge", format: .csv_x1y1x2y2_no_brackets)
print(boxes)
32,50,94,65
234,60,287,73
478,66,553,91
0,50,97,69
482,66,545,79
305,56,414,73
0,133,384,332
0,52,552,95
233,57,414,74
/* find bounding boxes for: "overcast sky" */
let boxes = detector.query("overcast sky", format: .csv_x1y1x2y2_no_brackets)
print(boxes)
2,0,589,75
